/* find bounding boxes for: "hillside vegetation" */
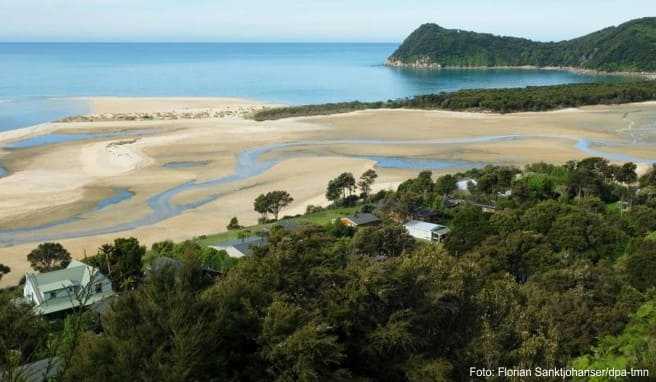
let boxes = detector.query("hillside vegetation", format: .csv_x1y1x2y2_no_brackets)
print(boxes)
388,17,656,73
253,81,656,120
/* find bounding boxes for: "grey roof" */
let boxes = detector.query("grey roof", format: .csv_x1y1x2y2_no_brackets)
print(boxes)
25,260,114,315
273,219,301,231
344,213,380,226
211,236,268,257
28,260,88,289
148,256,183,274
6,357,61,382
212,235,267,249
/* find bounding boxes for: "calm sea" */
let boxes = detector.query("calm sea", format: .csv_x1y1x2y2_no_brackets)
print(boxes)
0,43,619,132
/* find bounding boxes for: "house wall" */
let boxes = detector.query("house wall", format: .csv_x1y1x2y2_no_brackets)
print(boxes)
23,279,39,305
406,226,433,241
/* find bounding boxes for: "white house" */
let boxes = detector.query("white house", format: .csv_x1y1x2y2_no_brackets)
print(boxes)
23,260,114,315
457,178,478,192
404,220,450,243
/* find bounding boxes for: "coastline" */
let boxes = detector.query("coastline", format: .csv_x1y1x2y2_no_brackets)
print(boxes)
2,98,656,286
384,59,656,80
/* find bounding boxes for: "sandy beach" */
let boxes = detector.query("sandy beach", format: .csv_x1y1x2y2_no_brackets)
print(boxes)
1,97,656,286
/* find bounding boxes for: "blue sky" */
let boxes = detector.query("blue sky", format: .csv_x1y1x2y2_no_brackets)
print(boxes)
1,0,653,42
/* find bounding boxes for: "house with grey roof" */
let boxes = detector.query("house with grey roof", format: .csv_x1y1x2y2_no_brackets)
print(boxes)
210,236,268,258
23,260,114,315
340,213,380,228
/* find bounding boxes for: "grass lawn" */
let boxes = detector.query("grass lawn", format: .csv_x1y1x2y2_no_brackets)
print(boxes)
194,206,360,247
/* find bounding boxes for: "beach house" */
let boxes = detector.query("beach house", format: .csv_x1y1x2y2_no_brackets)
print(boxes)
210,236,268,258
404,220,450,243
340,213,381,228
23,260,114,315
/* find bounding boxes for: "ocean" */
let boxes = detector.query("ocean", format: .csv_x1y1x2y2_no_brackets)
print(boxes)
0,43,620,132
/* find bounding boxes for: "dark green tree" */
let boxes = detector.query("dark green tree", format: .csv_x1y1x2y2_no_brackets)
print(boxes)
0,264,9,281
352,223,416,258
445,205,492,255
27,242,72,272
358,169,378,197
227,217,242,230
267,191,294,220
95,237,146,291
624,238,656,292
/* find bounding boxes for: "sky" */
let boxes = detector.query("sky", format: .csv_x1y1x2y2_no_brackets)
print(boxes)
0,0,653,42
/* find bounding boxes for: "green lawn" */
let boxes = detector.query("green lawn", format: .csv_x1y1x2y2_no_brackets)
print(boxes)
194,206,359,247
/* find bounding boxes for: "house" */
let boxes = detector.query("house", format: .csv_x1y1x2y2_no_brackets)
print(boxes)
210,236,268,258
457,178,478,192
340,213,380,228
23,260,114,315
404,220,450,243
445,198,497,213
2,357,61,382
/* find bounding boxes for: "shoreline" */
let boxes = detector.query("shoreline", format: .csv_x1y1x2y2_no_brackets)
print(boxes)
384,60,656,79
2,98,656,286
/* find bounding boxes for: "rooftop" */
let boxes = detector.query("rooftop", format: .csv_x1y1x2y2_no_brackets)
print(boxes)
344,213,380,225
404,220,449,233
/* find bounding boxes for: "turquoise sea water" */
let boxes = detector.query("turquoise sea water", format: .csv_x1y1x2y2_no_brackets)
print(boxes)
0,43,620,132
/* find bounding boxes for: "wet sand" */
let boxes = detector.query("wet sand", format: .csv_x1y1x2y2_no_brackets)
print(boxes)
1,98,656,286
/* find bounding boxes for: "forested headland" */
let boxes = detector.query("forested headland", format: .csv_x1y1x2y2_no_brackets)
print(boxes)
2,156,656,380
252,81,656,120
387,17,656,73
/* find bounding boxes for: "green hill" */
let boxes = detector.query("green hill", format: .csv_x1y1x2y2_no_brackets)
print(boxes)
388,17,656,73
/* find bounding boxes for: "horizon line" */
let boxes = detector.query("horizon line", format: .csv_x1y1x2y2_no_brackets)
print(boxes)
0,41,401,44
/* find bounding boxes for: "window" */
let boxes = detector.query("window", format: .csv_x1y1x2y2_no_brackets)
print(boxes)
49,292,57,299
95,283,102,293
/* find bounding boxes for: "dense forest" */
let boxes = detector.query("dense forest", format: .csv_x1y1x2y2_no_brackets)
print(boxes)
2,156,656,381
252,81,656,120
387,17,656,73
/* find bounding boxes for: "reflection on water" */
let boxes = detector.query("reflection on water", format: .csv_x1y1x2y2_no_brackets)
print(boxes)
2,188,134,234
4,129,153,149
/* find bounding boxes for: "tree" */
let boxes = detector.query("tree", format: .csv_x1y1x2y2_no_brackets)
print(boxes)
358,169,378,197
639,164,656,188
63,259,218,381
548,210,626,262
227,217,242,230
573,299,656,379
444,205,492,255
338,173,356,197
27,242,71,272
352,223,416,258
624,238,656,292
613,162,638,184
326,173,357,203
434,174,457,198
254,191,294,221
267,191,294,220
0,264,9,281
254,194,270,220
95,237,146,291
0,294,49,379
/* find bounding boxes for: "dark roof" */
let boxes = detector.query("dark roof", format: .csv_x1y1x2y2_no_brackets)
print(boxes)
214,235,267,248
276,219,300,229
231,237,268,256
212,236,268,257
344,213,380,225
148,256,183,274
6,357,61,382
